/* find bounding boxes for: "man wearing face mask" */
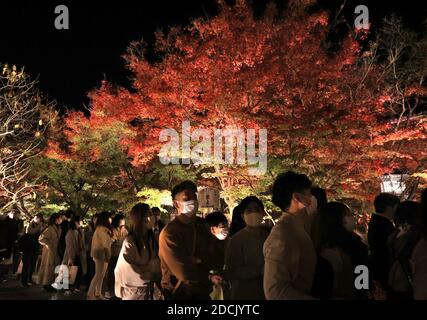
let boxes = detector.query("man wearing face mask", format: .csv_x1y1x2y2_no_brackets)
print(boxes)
205,212,229,271
159,180,213,300
264,171,317,300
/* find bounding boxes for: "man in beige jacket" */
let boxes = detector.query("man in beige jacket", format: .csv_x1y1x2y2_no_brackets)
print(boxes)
264,171,317,300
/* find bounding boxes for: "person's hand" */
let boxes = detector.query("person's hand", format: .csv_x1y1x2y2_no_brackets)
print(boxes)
210,275,223,286
45,245,49,250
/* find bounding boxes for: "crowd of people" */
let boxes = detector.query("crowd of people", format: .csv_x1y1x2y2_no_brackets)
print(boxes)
0,170,426,300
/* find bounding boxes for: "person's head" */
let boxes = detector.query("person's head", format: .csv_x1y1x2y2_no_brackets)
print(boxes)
34,213,44,224
374,193,400,219
151,207,161,222
272,171,312,214
394,201,420,227
70,215,83,230
205,211,229,240
64,209,74,221
229,204,245,236
49,212,63,226
311,187,327,210
96,211,112,229
129,203,153,234
240,196,265,228
172,180,198,219
91,213,100,227
112,213,126,230
319,202,355,247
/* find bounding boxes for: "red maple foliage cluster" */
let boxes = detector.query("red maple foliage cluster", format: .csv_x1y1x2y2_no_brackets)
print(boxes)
52,0,426,206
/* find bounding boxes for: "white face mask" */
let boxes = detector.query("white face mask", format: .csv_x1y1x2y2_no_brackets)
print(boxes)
215,231,228,241
179,200,198,217
343,216,356,232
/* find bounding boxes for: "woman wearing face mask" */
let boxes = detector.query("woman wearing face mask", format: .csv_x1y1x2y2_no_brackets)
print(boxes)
318,202,369,300
224,196,269,300
114,203,161,300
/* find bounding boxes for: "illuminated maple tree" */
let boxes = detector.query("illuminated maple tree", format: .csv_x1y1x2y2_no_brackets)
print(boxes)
54,0,426,212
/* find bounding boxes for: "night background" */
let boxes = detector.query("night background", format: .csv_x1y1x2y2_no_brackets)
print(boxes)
1,0,427,304
1,0,426,109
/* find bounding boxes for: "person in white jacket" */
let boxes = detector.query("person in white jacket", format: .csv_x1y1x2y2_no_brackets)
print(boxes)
114,203,160,300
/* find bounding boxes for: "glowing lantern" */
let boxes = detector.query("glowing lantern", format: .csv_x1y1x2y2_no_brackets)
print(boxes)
380,173,409,196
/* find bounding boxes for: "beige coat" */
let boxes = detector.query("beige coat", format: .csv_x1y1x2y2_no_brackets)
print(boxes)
38,225,61,285
90,226,113,262
62,229,87,274
263,212,317,300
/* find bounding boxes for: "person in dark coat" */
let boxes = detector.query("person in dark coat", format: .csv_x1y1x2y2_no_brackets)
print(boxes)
224,196,269,300
0,212,20,282
20,214,44,287
368,193,399,295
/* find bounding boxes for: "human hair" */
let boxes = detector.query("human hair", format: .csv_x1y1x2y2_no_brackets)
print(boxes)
272,171,312,211
311,187,327,210
69,215,83,230
48,212,62,226
229,205,245,237
151,207,161,215
64,209,74,219
112,213,126,228
129,203,152,255
374,193,400,214
171,180,197,200
205,211,228,228
394,201,420,226
239,196,265,214
318,202,366,261
96,211,112,229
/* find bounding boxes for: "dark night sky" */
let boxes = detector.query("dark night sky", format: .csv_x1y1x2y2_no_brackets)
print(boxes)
0,0,425,111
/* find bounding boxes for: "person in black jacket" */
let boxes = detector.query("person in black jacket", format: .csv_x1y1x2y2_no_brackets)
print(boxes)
368,193,399,295
0,212,20,282
20,214,44,287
